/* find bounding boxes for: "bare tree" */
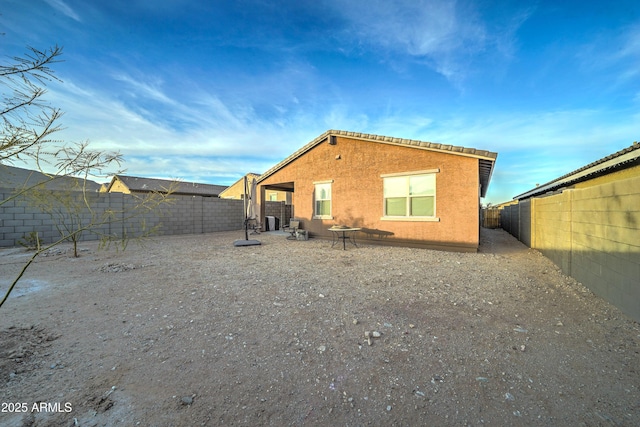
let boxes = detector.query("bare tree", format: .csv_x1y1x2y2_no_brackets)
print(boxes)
1,46,64,164
0,46,174,308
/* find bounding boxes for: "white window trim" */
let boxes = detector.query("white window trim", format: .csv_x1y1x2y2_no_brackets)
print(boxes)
380,170,439,221
313,180,333,220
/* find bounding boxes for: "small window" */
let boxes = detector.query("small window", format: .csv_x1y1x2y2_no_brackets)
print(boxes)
314,182,332,219
268,192,278,201
383,173,437,219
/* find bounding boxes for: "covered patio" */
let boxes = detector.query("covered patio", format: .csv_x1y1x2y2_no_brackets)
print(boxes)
259,181,294,232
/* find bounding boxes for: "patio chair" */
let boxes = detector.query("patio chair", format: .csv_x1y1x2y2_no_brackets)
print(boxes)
283,220,301,240
283,220,299,239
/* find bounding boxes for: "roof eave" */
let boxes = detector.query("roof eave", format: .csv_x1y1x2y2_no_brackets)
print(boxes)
479,156,497,198
257,130,497,184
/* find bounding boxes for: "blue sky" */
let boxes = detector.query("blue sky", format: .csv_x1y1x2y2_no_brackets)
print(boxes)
2,0,639,203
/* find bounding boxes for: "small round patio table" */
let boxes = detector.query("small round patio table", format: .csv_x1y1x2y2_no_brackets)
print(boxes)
328,226,362,250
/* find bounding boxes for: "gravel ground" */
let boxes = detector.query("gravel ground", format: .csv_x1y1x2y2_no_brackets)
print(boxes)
0,228,638,426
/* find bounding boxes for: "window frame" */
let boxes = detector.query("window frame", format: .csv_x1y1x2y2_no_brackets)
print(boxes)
381,170,440,222
313,180,333,219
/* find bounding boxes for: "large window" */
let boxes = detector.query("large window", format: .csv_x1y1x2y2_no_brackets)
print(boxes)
383,172,437,219
314,181,332,219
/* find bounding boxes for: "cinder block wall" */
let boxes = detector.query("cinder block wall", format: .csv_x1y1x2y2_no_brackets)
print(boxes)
0,188,245,247
518,199,532,247
501,175,640,321
568,176,640,320
501,206,512,235
264,201,291,229
511,206,519,240
532,192,573,274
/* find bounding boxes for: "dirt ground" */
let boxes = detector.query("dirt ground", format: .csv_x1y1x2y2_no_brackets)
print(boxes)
0,228,638,426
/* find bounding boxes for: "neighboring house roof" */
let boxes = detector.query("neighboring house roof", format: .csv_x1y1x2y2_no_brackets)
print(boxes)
514,141,640,200
257,129,498,197
0,164,102,191
107,175,227,197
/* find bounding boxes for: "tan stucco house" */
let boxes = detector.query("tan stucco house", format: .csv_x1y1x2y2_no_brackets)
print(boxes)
257,130,497,252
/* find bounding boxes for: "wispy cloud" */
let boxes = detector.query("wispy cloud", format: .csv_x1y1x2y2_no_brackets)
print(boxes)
42,74,329,182
577,22,640,87
620,26,640,57
44,0,81,22
111,73,176,106
331,0,530,85
614,25,640,84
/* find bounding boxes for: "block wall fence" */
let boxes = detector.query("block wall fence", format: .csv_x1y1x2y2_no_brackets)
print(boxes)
500,175,640,322
264,202,292,228
0,187,290,247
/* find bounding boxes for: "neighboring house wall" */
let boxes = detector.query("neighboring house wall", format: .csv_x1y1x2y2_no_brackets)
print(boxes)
220,174,289,202
265,190,288,203
0,188,245,247
219,174,259,199
108,180,132,194
501,175,640,322
259,135,482,251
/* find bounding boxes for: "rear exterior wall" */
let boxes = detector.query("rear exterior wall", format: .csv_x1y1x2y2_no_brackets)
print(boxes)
259,136,481,251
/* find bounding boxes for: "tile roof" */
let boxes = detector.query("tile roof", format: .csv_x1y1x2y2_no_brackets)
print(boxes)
110,175,227,196
0,165,102,191
257,129,498,197
515,141,640,200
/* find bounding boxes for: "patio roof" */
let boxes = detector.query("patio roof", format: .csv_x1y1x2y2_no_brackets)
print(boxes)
257,130,498,197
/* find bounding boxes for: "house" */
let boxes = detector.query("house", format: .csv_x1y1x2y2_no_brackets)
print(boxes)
257,130,497,252
104,175,227,197
219,173,290,202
